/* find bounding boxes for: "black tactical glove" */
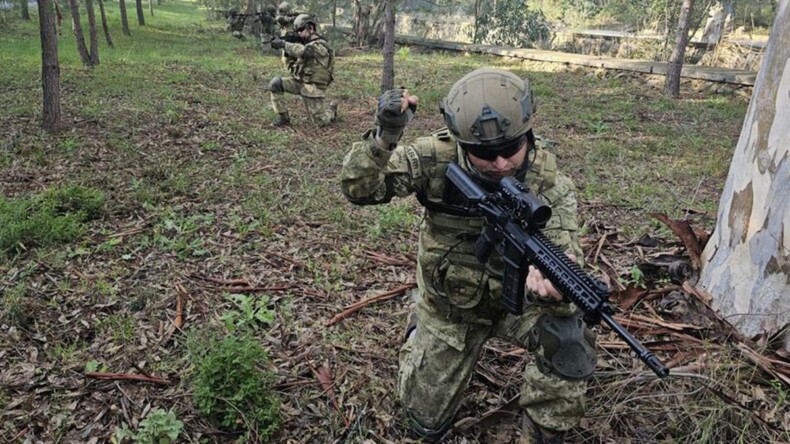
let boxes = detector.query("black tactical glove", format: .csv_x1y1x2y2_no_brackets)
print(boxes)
374,88,417,149
270,37,286,50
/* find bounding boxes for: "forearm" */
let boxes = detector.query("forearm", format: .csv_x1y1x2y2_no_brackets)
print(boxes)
340,132,417,205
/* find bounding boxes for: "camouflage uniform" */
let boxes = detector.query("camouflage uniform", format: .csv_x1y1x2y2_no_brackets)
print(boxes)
340,128,590,437
269,33,335,126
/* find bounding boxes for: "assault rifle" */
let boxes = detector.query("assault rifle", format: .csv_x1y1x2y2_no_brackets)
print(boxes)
445,162,670,378
262,31,303,45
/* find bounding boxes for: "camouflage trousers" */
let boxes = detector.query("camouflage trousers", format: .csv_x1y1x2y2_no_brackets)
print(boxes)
397,290,588,434
270,77,335,126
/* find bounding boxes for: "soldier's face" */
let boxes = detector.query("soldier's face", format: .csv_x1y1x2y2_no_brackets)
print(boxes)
466,141,527,180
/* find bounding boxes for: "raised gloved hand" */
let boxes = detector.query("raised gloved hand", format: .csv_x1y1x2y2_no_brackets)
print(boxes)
374,88,418,149
270,37,286,50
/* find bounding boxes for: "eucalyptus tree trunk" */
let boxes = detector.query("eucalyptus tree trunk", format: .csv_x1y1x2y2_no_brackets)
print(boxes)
700,1,729,44
135,0,145,25
98,0,113,47
37,0,62,131
67,0,93,66
699,0,790,351
119,0,131,36
380,0,395,92
20,0,31,20
85,0,100,65
473,0,481,42
665,0,694,97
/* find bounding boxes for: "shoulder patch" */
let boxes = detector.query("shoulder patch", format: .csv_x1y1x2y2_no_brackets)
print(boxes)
405,146,422,180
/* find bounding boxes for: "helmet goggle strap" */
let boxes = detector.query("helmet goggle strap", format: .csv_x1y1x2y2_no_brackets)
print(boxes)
461,135,526,161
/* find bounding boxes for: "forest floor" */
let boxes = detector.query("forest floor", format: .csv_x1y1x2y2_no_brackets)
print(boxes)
1,2,789,443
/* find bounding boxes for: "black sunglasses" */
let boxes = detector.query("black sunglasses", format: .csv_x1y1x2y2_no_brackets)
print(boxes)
461,135,526,161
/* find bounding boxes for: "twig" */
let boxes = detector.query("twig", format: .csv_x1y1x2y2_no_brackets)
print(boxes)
310,364,349,427
85,372,171,385
190,274,251,286
224,285,296,293
326,283,416,327
107,227,145,239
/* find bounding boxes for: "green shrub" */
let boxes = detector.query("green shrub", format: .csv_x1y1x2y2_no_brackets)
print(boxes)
471,0,551,47
113,408,184,444
191,334,280,441
0,185,105,255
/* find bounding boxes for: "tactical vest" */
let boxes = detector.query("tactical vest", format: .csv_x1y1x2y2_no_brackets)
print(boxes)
293,37,334,86
411,128,559,273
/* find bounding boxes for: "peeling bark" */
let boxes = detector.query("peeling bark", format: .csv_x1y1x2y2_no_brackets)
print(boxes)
700,0,790,350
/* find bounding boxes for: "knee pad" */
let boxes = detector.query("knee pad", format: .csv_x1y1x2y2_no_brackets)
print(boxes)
269,76,284,93
528,312,597,380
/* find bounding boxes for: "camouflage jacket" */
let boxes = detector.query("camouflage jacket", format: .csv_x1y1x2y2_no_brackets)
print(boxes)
341,128,583,322
283,35,334,86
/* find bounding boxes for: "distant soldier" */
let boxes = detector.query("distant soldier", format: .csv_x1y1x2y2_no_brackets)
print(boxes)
259,4,278,36
275,2,298,34
226,8,247,40
268,14,337,127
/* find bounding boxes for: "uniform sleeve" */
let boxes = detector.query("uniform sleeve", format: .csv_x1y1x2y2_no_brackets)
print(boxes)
283,41,306,58
340,133,425,205
538,172,584,265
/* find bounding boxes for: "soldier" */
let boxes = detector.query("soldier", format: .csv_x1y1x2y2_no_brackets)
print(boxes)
226,8,247,40
268,14,336,127
340,68,597,443
275,1,298,33
259,4,278,37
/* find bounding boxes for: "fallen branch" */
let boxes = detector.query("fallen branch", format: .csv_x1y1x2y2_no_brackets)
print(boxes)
326,283,416,327
85,372,171,385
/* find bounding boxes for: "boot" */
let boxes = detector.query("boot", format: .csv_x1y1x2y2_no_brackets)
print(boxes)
520,411,565,444
273,112,290,127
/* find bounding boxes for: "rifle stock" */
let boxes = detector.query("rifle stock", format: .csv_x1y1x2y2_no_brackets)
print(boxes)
445,162,669,378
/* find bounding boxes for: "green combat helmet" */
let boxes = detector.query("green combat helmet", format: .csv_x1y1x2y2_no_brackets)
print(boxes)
293,14,316,31
439,68,535,159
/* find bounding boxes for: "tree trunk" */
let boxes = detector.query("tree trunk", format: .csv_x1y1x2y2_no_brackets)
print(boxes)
119,0,131,36
98,0,113,47
135,0,145,25
332,0,337,28
68,0,93,66
473,0,480,42
380,0,395,92
20,0,31,20
37,0,62,131
700,1,728,44
148,0,153,16
664,0,694,97
699,0,790,351
85,0,99,65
